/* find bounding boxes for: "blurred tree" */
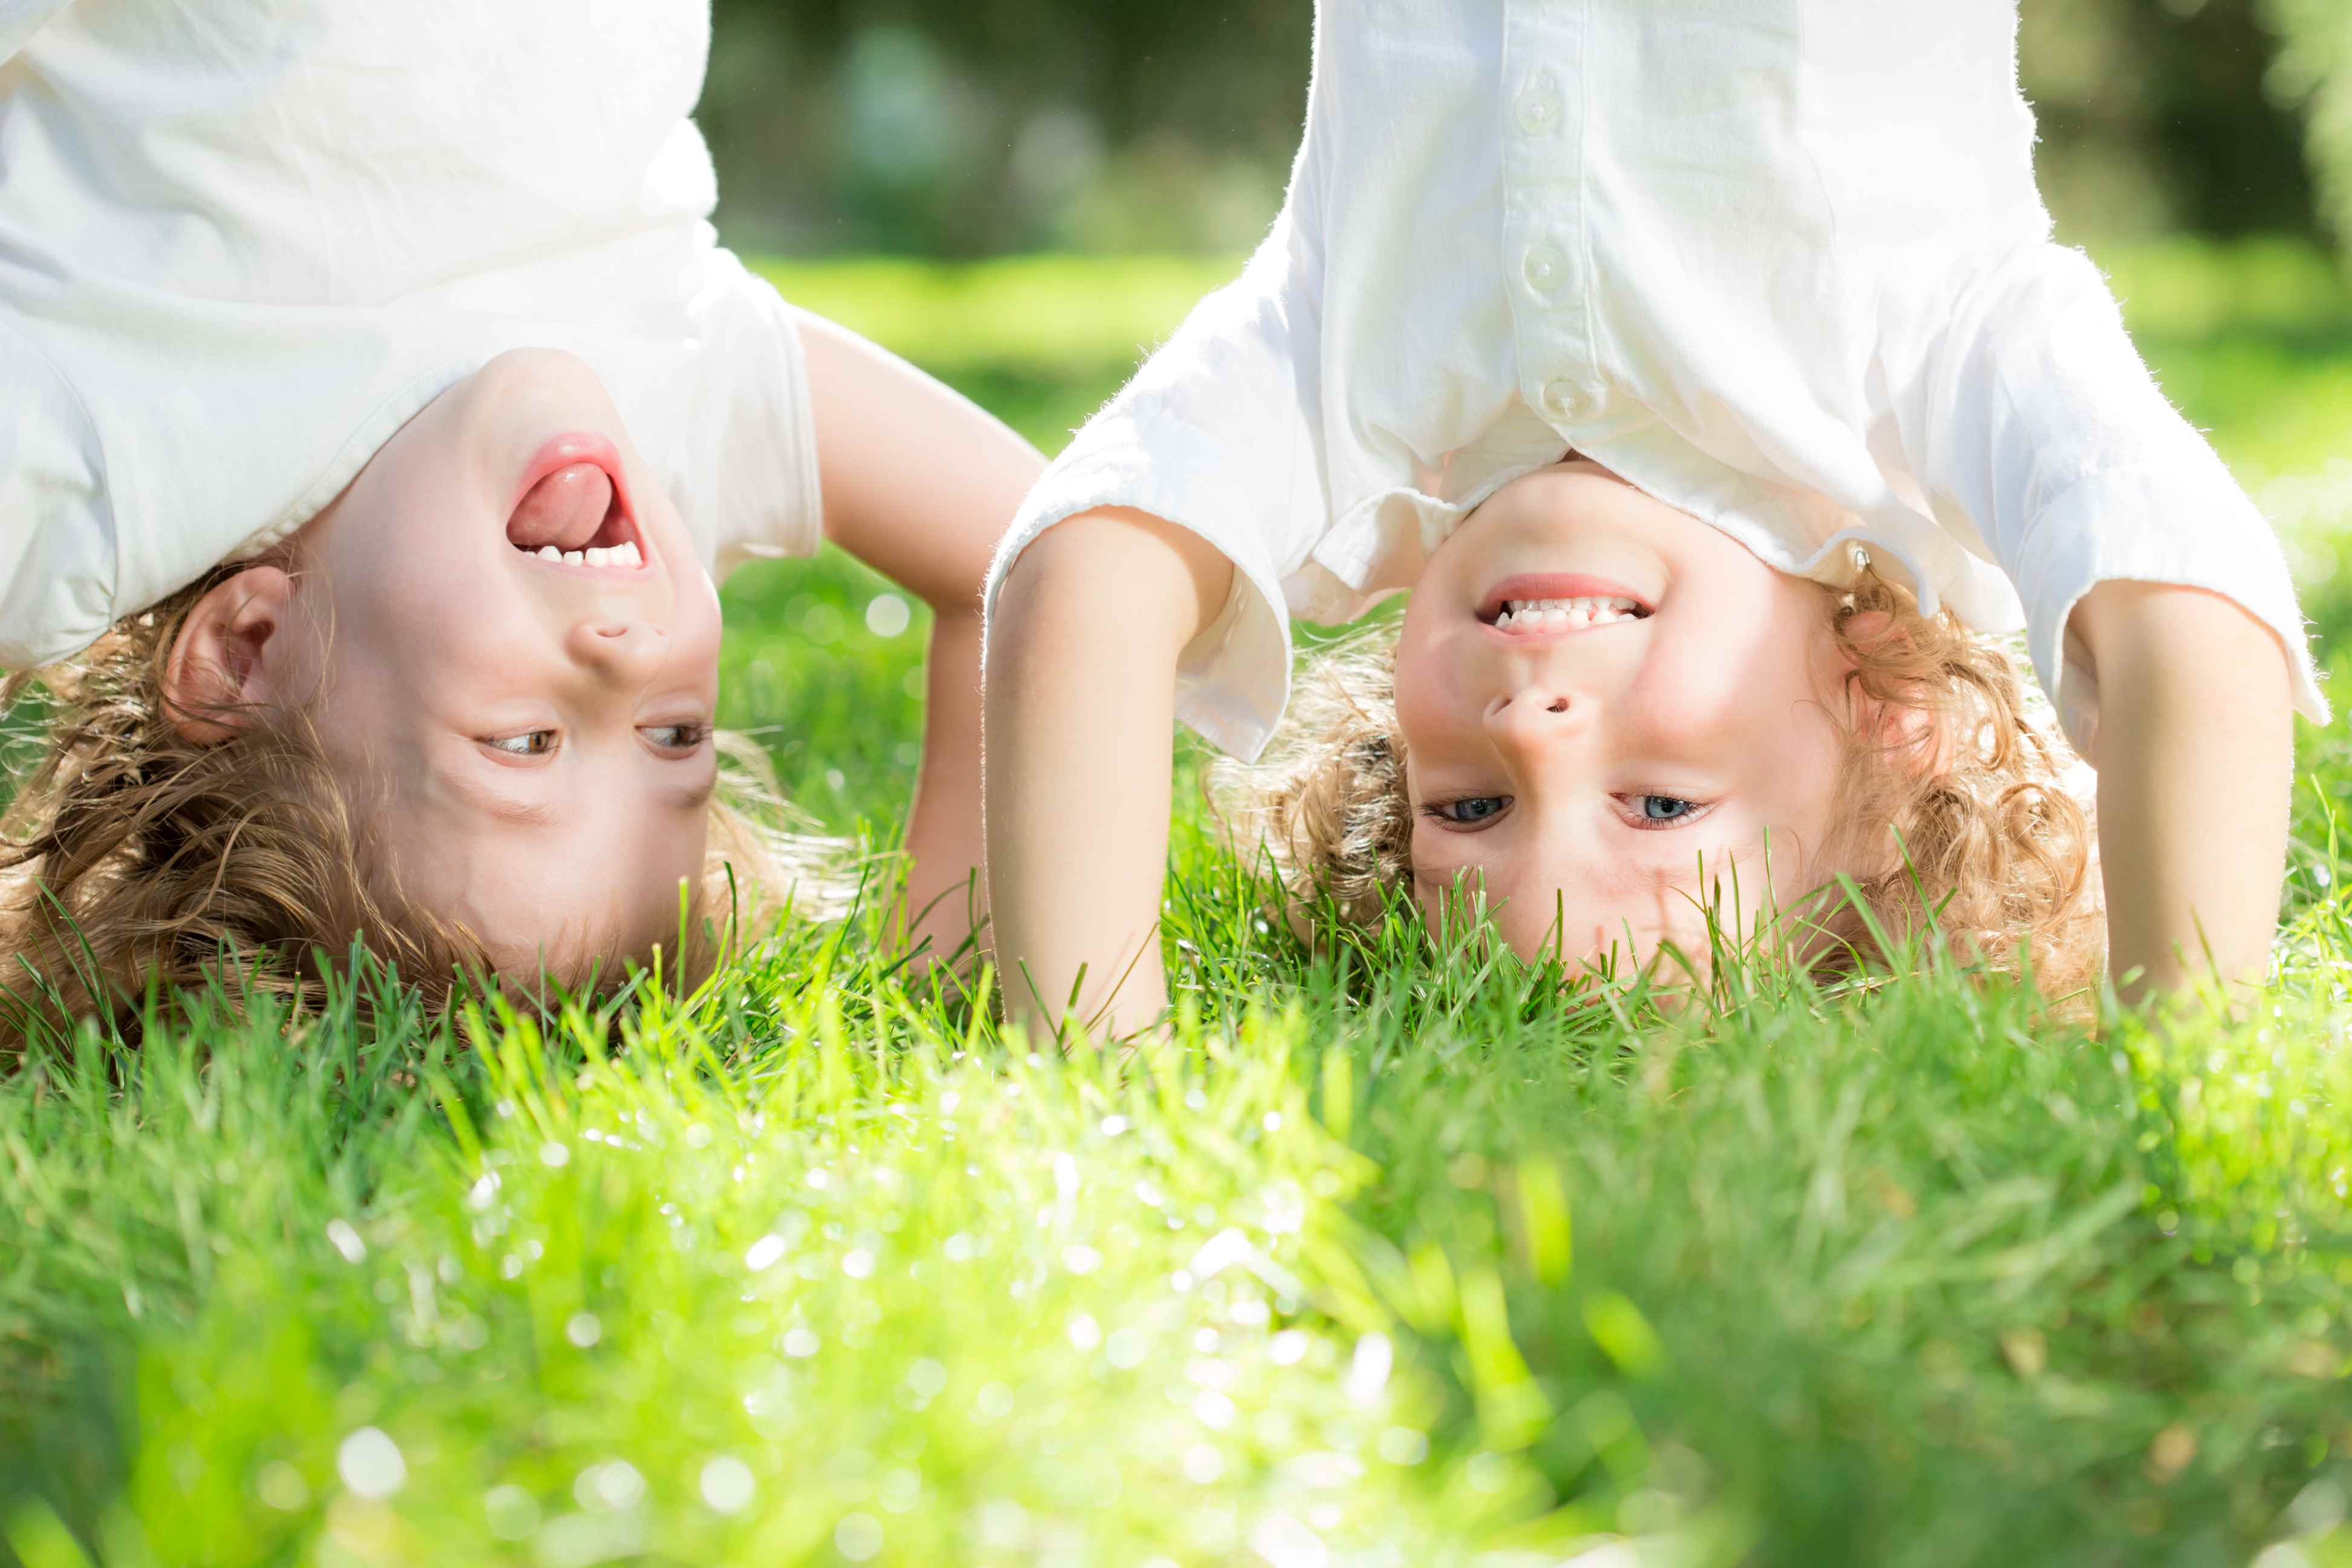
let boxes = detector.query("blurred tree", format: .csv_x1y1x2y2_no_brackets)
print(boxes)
2265,0,2352,247
699,0,2337,258
2024,0,2316,240
704,0,1310,253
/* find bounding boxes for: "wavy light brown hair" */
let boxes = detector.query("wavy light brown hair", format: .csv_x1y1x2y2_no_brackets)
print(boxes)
1214,568,2103,996
0,567,841,1054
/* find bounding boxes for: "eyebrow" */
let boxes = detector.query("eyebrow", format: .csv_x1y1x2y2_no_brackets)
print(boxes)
453,781,714,825
460,786,560,828
439,766,714,831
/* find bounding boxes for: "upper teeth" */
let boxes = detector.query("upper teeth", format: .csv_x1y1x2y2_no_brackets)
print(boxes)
524,540,644,569
1494,595,1642,630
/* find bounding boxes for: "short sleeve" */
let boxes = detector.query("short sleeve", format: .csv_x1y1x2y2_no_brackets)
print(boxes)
0,0,70,62
676,248,826,581
0,321,117,670
1883,243,2327,759
982,210,1330,761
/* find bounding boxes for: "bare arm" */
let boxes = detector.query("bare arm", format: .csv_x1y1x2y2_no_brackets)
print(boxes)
2069,579,2295,999
799,314,1044,968
984,508,1235,1043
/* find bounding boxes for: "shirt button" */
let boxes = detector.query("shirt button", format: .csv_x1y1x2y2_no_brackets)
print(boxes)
1541,378,1590,420
1523,241,1567,296
1516,83,1558,135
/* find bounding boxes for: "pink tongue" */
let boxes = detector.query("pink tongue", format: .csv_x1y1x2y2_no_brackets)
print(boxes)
507,462,614,550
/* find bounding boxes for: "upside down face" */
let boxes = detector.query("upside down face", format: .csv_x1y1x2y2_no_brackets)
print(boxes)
1393,460,1857,979
288,347,725,977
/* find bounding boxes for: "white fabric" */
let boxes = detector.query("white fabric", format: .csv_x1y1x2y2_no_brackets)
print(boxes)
985,0,2328,763
0,0,823,671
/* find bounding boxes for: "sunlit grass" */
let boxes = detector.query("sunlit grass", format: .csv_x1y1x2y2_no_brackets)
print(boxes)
5,239,2352,1566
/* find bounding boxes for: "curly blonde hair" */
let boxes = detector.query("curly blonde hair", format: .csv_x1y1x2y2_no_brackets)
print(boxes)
0,567,842,1053
1214,569,2103,995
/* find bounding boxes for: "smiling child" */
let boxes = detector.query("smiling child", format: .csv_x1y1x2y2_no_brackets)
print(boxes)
0,0,1033,1039
982,1,2326,1036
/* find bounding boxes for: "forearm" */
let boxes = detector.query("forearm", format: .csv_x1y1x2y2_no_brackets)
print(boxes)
897,607,985,967
2073,580,2294,998
801,315,1042,611
984,509,1233,1044
794,311,1040,967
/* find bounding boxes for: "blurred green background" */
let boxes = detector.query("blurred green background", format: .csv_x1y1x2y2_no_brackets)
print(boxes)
699,0,2352,261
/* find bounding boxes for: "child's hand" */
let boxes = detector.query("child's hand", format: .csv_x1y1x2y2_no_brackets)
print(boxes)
2069,580,2295,998
985,506,1235,1044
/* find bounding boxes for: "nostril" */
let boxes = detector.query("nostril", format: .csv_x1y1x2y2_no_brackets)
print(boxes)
1546,698,1570,714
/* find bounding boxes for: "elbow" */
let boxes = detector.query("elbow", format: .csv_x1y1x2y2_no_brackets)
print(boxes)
2073,581,2292,702
992,506,1234,664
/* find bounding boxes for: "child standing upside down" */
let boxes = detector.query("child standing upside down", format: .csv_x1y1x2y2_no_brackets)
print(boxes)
0,0,1036,1039
984,2,2328,1037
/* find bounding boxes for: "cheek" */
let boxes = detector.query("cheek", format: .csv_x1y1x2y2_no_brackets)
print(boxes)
1632,635,1755,732
1769,711,1852,842
334,550,511,658
305,658,410,782
1390,624,1478,760
1645,589,1829,730
1391,658,1443,752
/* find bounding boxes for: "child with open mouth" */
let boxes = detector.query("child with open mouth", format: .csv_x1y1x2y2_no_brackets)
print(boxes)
0,0,1031,1040
982,1,2327,1037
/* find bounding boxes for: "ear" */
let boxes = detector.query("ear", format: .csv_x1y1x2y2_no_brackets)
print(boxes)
1837,610,1946,775
1872,698,1945,775
162,567,302,743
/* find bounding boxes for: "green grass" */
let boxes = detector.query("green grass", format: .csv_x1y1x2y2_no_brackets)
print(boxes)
6,240,2352,1567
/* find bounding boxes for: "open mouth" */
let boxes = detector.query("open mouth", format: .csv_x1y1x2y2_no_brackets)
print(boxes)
506,435,644,572
1491,594,1647,632
1477,574,1653,633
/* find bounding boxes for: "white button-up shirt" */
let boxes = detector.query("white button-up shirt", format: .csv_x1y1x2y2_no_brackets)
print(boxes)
0,0,823,671
985,1,2327,762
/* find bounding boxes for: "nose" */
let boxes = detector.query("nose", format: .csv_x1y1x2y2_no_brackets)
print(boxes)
566,618,667,684
1485,684,1581,758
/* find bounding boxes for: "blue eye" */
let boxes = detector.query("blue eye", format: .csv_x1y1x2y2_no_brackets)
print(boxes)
1635,795,1700,823
1428,795,1510,825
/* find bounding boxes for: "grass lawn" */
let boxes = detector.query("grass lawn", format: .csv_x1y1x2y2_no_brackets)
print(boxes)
6,240,2352,1567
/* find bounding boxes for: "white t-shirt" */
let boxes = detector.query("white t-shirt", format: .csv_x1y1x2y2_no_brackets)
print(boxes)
984,0,2328,763
0,0,822,671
